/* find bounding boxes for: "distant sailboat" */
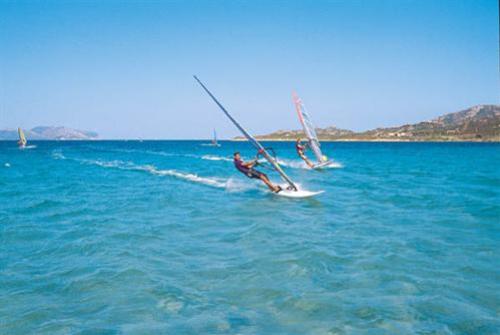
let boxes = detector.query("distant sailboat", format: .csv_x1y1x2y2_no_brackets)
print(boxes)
202,129,221,147
211,129,221,147
18,128,27,148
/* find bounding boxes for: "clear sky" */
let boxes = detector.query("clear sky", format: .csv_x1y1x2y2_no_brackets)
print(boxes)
0,0,498,139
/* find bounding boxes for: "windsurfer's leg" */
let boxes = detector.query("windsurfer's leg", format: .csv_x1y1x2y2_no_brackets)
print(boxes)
259,174,280,193
299,153,315,168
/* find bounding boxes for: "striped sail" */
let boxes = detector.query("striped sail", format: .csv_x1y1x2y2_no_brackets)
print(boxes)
293,93,326,163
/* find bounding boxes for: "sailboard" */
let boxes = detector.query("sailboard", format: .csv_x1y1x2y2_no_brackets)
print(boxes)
194,75,312,194
277,188,324,198
292,93,334,169
18,128,27,148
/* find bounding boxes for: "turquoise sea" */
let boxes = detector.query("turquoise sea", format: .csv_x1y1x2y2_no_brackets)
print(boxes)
1,140,499,334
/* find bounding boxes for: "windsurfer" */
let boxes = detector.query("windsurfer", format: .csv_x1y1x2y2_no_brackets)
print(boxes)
233,152,282,193
295,138,314,168
18,128,27,148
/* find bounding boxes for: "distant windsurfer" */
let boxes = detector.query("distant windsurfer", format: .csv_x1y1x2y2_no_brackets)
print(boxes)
295,138,314,168
233,152,282,193
18,127,27,149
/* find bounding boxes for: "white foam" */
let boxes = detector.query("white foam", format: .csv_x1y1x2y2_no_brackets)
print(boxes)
224,177,260,193
201,155,232,162
157,298,184,314
78,158,228,189
22,145,37,149
278,158,343,169
51,151,66,160
146,166,227,188
144,150,178,157
277,158,310,169
4,163,10,168
317,161,343,169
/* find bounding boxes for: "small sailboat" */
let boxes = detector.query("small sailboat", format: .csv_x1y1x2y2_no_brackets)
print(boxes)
202,129,221,147
211,129,221,147
18,127,27,149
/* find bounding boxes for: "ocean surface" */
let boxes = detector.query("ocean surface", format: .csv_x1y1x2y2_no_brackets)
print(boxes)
1,140,499,334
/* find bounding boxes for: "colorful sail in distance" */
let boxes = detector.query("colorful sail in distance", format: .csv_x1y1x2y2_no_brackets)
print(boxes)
18,128,27,147
293,92,327,163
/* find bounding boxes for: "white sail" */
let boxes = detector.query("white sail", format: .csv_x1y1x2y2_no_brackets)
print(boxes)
212,129,218,145
195,76,297,191
293,93,326,163
18,128,27,147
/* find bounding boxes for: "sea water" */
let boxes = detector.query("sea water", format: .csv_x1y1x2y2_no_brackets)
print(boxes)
0,141,499,334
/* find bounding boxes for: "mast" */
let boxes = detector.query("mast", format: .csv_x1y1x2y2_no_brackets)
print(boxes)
194,76,297,191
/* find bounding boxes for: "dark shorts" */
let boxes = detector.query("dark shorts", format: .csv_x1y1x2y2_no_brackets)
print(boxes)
246,169,265,179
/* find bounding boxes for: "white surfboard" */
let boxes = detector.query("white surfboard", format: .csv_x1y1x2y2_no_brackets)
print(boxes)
312,160,335,170
274,184,324,198
275,188,324,198
20,145,37,150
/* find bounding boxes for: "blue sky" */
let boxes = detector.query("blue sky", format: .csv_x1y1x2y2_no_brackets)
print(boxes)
0,0,498,139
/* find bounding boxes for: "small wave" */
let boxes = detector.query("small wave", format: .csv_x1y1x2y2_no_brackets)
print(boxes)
277,158,310,169
317,161,343,169
80,146,191,158
144,150,178,157
278,158,343,169
157,297,184,314
4,163,10,168
51,151,66,160
201,155,232,162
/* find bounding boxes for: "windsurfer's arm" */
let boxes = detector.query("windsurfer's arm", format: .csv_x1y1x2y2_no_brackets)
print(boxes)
243,160,256,168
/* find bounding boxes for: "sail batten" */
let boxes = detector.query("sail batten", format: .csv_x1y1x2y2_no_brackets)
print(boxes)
293,93,326,163
194,76,297,191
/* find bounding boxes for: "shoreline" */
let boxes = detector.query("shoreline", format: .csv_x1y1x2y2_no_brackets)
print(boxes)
1,138,499,142
232,138,500,143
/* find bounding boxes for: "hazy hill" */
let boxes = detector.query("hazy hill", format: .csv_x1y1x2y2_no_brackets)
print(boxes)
251,105,500,142
0,126,98,140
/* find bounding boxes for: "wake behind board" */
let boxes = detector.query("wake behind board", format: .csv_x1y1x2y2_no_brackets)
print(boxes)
312,160,335,170
20,145,37,150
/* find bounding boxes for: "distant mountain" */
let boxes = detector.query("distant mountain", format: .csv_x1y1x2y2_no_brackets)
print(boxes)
249,105,500,142
249,126,354,141
0,126,98,140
